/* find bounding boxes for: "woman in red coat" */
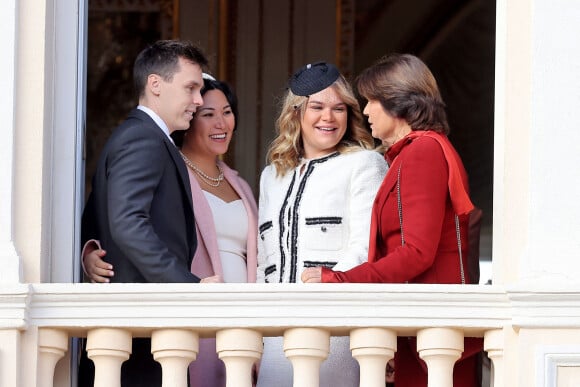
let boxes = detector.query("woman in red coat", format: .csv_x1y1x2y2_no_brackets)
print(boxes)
302,53,481,387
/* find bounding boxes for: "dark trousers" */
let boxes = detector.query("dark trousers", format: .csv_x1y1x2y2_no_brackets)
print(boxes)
78,338,162,387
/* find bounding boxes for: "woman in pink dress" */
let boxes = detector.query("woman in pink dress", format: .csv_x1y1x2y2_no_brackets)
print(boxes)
81,75,258,387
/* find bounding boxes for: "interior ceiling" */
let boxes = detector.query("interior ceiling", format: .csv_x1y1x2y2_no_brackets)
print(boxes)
354,0,488,68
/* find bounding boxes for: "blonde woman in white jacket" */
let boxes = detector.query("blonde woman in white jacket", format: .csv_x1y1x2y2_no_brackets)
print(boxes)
256,62,388,387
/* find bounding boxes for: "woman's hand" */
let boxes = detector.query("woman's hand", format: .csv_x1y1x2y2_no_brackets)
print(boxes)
301,267,322,283
385,358,395,383
83,248,114,283
201,275,223,283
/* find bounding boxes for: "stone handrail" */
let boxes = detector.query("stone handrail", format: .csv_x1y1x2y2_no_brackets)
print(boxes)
3,283,580,386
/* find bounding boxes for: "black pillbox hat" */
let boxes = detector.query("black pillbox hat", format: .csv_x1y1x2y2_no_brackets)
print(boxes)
288,62,340,96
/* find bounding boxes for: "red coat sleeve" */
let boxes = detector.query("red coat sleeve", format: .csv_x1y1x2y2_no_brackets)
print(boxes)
323,137,450,283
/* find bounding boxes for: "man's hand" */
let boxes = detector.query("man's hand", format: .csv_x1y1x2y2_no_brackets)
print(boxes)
301,267,322,283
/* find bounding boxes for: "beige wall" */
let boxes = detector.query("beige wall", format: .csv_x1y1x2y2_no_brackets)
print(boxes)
13,0,48,284
4,0,580,386
493,0,532,285
0,329,20,386
519,329,580,387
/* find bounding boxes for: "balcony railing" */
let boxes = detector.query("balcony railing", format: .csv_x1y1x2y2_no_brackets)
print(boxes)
4,282,579,387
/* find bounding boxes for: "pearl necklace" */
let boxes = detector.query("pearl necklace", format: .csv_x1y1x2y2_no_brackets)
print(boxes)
179,151,224,187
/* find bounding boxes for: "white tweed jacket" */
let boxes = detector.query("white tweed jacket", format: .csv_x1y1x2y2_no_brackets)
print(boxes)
257,149,388,283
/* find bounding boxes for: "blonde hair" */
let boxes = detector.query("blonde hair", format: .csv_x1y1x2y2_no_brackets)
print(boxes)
267,74,375,176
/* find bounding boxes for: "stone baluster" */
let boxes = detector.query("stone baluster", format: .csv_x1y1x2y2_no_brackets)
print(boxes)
417,327,464,387
484,329,504,387
151,328,199,387
86,328,132,387
284,327,330,387
37,328,68,387
216,328,263,387
350,328,397,387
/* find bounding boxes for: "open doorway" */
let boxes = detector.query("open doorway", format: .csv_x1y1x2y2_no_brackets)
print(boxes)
81,2,495,385
84,0,495,282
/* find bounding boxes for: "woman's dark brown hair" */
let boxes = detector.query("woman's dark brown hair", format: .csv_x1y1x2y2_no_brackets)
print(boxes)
356,53,450,134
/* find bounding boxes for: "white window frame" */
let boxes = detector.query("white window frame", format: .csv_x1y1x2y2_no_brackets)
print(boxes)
49,0,87,283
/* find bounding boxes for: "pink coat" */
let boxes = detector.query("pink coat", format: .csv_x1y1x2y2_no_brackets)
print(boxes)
187,160,258,387
187,159,258,282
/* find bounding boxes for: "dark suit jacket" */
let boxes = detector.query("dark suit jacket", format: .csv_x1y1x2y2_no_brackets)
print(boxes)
82,108,199,283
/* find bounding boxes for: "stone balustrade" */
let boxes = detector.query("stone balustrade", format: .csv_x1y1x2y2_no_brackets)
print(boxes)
4,282,580,386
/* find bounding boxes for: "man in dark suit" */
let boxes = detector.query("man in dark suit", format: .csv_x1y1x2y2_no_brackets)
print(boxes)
80,40,219,386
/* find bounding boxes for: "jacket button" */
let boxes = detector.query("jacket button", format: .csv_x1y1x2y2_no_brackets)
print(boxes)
321,226,327,232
